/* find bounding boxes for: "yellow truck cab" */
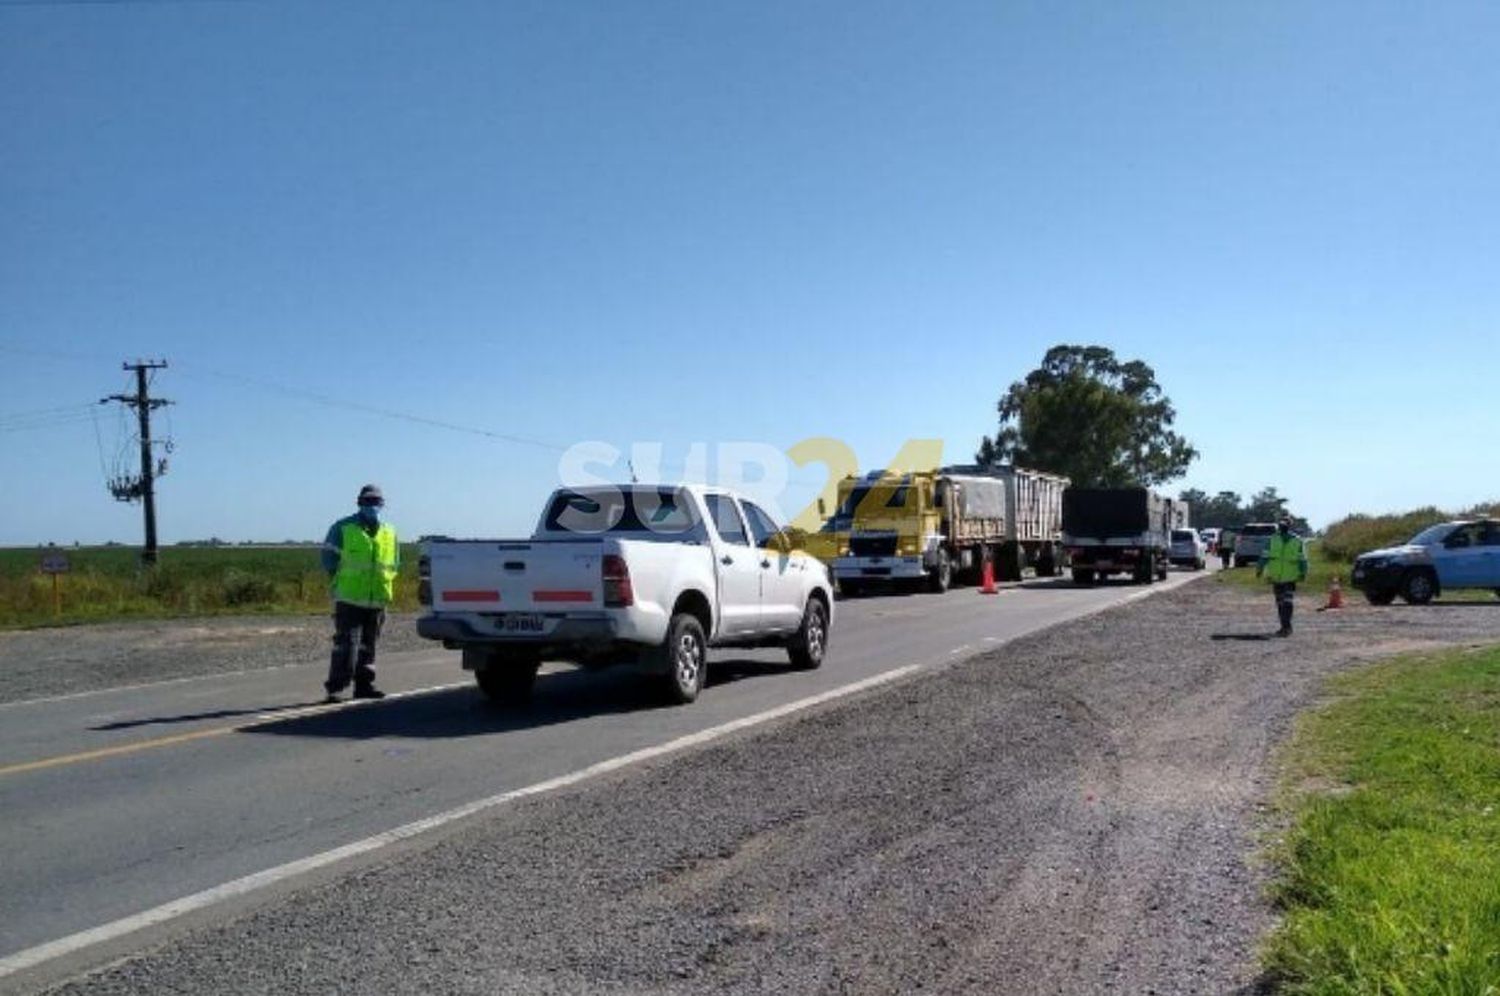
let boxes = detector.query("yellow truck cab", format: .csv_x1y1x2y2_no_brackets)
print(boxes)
831,466,1068,596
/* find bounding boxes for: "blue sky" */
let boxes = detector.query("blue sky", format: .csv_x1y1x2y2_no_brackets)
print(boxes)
2,0,1496,546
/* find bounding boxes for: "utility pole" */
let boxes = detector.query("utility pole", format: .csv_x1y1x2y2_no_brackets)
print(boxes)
103,360,172,565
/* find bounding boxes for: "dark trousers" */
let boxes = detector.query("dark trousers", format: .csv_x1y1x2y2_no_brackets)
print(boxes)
328,602,385,693
1273,582,1297,632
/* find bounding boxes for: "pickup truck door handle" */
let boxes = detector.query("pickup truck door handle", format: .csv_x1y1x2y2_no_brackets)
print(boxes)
760,559,772,569
720,555,734,565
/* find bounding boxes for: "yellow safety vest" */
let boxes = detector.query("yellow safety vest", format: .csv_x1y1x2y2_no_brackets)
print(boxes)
334,521,399,607
1263,533,1305,584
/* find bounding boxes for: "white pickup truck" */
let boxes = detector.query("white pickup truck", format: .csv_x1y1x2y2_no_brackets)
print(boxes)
417,484,835,705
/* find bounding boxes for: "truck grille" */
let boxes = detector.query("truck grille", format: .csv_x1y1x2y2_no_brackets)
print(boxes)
850,534,898,558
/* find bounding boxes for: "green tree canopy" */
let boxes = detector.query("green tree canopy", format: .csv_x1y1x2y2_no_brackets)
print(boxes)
976,345,1197,487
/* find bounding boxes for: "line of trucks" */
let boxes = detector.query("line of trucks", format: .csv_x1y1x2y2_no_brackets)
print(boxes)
417,470,1191,708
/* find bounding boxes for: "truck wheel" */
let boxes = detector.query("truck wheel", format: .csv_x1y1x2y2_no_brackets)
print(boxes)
1071,568,1095,585
787,597,829,670
474,659,541,706
929,549,952,593
1400,570,1436,606
655,613,707,704
1133,554,1153,584
1364,589,1397,606
1035,545,1057,578
1156,556,1169,581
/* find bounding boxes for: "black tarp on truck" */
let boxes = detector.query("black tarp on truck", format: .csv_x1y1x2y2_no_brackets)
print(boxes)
1060,487,1175,584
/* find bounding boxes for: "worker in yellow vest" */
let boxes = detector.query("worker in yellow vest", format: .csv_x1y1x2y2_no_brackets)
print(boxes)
1256,515,1308,637
320,484,400,701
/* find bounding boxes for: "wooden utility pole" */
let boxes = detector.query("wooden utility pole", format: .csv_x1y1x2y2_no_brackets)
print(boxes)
103,360,172,565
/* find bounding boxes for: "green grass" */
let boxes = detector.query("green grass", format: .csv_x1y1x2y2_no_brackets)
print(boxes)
0,545,420,629
1216,543,1344,595
1264,644,1500,994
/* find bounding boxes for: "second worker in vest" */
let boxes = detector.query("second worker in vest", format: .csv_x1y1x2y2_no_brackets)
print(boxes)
321,484,400,702
1256,515,1308,637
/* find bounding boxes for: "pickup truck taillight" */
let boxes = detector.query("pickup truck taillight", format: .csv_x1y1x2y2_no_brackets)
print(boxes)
417,554,432,607
602,554,633,608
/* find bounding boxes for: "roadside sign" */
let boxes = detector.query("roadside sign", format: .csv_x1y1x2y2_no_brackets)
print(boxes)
40,553,70,575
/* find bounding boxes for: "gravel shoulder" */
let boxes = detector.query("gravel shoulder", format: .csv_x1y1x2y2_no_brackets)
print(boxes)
0,613,430,704
41,583,1500,995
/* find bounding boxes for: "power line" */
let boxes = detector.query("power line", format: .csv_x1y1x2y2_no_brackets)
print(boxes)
176,364,573,454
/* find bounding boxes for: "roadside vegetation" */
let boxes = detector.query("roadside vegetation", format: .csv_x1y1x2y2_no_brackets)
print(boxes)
0,545,421,628
1218,501,1500,603
1265,643,1500,993
1320,501,1499,562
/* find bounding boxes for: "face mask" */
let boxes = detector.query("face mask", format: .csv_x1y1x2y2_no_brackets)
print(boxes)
358,504,381,524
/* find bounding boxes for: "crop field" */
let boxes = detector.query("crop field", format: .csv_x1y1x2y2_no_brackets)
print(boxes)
0,545,421,628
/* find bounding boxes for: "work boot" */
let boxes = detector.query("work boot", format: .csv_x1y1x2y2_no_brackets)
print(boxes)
1275,626,1292,638
353,685,386,700
322,692,342,704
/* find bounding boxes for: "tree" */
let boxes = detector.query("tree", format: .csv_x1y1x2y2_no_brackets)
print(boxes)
976,345,1197,487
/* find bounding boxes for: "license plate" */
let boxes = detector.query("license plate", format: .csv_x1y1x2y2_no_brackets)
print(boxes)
498,613,546,633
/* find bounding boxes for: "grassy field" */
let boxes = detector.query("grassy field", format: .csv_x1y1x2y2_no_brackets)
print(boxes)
1264,643,1500,993
0,545,421,629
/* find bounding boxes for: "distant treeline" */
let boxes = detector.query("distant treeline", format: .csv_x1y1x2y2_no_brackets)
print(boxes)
1178,486,1311,534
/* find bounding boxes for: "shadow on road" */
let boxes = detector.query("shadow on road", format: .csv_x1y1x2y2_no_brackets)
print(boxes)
1210,633,1276,642
90,700,329,731
1019,577,1148,591
240,655,790,742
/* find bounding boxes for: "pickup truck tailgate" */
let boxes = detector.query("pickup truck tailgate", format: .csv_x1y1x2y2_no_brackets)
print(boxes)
429,540,606,614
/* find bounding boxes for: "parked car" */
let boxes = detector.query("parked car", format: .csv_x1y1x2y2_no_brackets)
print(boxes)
1350,519,1500,605
1199,527,1220,552
418,484,836,705
1233,523,1277,567
1169,529,1207,570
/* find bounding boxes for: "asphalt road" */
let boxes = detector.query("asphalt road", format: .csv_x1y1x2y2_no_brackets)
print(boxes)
0,570,1206,987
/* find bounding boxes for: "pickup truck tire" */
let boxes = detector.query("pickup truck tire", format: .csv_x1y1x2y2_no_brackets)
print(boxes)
1400,569,1437,606
655,613,707,705
474,659,541,706
1364,589,1397,606
787,597,829,670
1071,568,1096,585
929,549,952,593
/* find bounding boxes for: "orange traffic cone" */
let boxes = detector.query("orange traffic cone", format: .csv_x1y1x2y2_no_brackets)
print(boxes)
979,557,999,595
1322,576,1345,610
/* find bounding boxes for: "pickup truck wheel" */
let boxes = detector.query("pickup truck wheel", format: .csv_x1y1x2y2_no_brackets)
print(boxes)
1400,570,1436,606
1071,568,1095,585
787,597,829,670
1364,589,1397,606
474,660,541,706
657,613,707,704
928,549,952,593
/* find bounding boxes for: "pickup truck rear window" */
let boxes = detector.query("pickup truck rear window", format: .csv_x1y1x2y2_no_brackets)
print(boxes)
543,489,700,535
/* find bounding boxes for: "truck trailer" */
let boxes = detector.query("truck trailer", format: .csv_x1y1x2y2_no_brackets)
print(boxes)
831,465,1069,595
1060,487,1180,585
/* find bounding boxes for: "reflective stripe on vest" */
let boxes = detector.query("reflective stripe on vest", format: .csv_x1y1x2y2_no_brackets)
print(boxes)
1264,533,1304,583
334,521,398,606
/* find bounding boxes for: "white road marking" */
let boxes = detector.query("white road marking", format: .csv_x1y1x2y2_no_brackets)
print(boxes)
0,664,922,979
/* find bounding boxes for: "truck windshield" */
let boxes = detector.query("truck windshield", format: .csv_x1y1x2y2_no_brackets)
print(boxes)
543,489,701,536
1172,530,1196,542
